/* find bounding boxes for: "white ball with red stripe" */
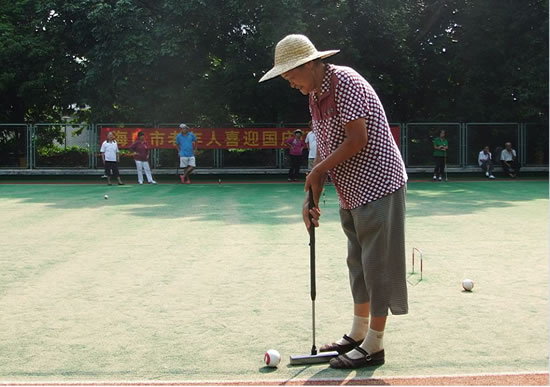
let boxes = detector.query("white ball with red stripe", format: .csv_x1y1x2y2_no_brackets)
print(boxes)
264,349,281,367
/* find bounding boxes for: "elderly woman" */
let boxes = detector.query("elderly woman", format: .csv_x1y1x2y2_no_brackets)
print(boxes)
129,131,157,184
259,34,408,369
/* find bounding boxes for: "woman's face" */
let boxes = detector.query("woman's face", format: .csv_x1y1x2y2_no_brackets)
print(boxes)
282,63,315,95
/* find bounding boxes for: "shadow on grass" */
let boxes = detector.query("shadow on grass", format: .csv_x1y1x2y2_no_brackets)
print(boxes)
405,180,548,218
0,181,547,224
301,364,387,385
258,365,279,374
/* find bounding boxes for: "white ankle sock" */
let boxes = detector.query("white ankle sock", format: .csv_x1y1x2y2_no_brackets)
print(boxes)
345,328,384,360
335,315,369,345
361,328,384,354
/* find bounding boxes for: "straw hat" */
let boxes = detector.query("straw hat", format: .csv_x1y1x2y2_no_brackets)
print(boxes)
259,34,340,82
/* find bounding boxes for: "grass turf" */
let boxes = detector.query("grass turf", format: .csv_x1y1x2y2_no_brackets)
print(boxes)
0,180,547,382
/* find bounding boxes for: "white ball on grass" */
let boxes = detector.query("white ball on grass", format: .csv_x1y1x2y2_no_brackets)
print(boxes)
462,278,474,291
264,349,281,367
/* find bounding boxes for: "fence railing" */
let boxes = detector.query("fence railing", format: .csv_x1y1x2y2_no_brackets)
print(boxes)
0,122,548,171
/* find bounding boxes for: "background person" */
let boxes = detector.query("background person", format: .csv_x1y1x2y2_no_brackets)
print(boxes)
284,129,306,181
176,123,197,184
432,129,448,181
100,131,124,186
500,142,520,178
259,34,408,370
478,146,495,179
129,131,157,184
305,121,317,173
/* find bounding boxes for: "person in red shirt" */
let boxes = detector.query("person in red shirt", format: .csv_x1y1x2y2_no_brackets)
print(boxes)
284,129,306,181
129,131,157,184
260,34,408,369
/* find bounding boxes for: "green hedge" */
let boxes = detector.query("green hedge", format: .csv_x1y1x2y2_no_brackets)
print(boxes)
36,145,89,167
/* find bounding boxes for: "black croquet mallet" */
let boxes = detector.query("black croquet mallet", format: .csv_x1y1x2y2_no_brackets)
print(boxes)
289,188,339,365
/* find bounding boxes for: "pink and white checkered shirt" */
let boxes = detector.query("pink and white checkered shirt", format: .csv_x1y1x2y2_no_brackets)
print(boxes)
309,64,407,209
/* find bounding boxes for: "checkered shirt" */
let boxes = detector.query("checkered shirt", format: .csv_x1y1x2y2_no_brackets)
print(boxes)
309,64,407,209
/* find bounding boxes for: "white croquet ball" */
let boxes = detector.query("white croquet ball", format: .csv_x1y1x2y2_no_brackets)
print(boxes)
104,195,109,200
462,279,474,291
264,349,281,367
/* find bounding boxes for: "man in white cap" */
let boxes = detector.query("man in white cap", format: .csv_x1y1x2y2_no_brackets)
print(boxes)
259,34,408,369
176,123,197,184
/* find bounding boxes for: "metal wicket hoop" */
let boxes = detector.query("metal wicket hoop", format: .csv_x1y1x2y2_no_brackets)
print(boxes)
411,247,423,281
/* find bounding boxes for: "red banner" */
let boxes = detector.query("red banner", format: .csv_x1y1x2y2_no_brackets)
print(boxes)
390,125,400,148
100,126,401,149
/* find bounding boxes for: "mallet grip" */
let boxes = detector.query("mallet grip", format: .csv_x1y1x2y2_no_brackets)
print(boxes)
309,188,316,302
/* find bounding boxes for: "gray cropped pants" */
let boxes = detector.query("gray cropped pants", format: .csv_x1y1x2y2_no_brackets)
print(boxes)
339,186,408,317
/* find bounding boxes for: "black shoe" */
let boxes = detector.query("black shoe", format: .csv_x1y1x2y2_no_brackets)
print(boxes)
320,334,363,355
329,347,385,369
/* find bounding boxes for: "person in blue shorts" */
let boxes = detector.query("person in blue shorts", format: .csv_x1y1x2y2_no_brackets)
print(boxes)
176,123,197,184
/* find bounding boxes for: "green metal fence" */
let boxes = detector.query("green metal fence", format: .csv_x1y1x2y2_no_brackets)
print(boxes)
33,123,92,169
0,122,547,170
0,124,29,168
405,123,461,167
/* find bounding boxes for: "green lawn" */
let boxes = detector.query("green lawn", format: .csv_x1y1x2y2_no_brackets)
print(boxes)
0,180,547,382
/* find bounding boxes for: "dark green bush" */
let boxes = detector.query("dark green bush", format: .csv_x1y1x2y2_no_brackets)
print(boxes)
36,145,90,167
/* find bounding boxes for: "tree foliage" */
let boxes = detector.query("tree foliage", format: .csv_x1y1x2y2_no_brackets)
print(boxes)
0,0,547,124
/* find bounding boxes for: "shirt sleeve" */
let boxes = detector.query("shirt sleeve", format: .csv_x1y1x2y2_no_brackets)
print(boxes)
100,141,105,153
335,74,370,126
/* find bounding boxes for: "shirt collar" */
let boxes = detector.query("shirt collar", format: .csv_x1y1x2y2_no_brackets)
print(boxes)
312,64,334,102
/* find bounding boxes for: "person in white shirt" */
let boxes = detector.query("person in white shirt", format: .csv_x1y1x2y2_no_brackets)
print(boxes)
100,132,124,186
500,142,520,178
478,146,495,179
305,121,317,172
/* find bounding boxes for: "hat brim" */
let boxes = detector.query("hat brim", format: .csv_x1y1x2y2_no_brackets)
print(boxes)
258,49,340,83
